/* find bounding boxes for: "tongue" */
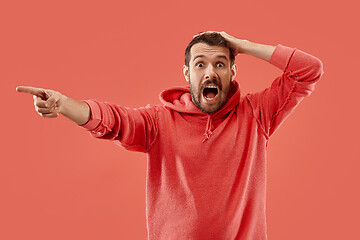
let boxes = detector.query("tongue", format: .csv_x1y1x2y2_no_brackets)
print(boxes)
206,91,216,99
204,88,217,99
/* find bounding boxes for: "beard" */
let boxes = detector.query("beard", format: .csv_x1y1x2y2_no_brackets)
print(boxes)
189,81,206,112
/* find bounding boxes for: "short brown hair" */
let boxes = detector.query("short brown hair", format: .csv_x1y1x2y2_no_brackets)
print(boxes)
185,32,235,67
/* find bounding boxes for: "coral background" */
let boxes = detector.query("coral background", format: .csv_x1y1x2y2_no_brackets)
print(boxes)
1,0,359,239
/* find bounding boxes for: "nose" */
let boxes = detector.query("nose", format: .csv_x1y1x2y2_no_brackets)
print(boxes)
204,64,218,80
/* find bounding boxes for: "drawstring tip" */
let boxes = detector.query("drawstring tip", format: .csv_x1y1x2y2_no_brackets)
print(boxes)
203,116,213,143
202,131,212,143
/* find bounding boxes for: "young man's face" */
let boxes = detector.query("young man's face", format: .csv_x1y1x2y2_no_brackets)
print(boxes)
183,43,237,114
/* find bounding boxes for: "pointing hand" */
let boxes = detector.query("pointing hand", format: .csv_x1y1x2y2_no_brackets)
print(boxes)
16,86,66,118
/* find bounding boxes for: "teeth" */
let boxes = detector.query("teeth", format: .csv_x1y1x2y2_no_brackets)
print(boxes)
204,85,217,89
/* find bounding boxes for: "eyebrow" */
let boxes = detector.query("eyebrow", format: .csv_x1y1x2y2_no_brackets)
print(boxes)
193,54,229,62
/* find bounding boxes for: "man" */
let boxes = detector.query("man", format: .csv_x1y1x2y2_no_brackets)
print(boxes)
16,31,324,240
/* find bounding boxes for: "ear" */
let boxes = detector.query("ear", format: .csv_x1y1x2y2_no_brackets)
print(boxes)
183,65,190,83
230,64,238,82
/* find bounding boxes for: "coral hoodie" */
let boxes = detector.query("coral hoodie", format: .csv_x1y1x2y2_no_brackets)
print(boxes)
78,44,324,240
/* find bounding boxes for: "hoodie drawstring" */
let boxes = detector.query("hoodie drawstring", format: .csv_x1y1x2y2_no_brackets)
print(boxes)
202,115,213,143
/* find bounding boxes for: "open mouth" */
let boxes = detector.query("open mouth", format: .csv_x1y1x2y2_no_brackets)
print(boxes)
202,85,219,101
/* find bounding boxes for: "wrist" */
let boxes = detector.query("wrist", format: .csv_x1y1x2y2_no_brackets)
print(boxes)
59,95,69,115
237,39,254,55
60,96,91,126
238,40,276,62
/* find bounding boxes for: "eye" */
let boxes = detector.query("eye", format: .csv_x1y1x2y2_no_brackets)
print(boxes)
196,62,204,67
217,62,224,68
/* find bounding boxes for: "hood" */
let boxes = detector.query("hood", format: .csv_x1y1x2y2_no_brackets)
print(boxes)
159,80,241,142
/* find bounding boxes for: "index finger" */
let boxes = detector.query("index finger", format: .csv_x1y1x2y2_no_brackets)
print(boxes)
16,86,44,96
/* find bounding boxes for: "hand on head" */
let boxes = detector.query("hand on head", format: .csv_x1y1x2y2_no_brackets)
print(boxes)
193,31,245,56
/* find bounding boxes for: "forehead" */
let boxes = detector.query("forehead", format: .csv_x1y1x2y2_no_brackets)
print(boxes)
190,43,230,61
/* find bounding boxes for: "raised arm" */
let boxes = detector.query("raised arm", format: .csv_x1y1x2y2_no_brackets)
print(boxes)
194,31,324,138
16,86,91,126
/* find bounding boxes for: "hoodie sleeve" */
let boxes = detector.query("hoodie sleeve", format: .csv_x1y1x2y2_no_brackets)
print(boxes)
77,99,159,153
246,44,324,138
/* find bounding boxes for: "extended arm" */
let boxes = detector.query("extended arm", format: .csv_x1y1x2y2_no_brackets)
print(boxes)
16,86,159,152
